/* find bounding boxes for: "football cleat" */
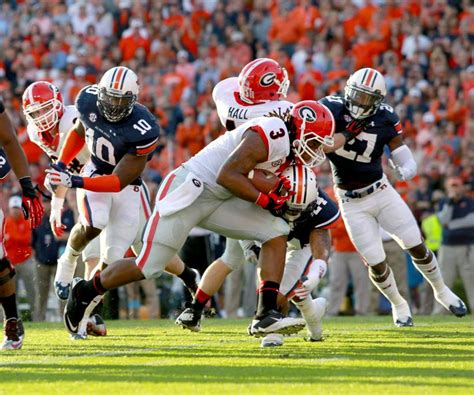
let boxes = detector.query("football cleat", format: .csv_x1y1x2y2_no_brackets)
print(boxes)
87,314,107,336
434,287,467,318
392,300,414,327
304,297,327,341
54,281,71,300
249,310,306,338
175,307,201,332
70,333,87,341
64,278,102,335
1,318,24,350
261,333,284,348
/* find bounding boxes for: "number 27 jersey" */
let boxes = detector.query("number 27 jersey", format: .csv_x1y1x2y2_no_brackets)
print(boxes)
75,85,160,184
320,95,402,186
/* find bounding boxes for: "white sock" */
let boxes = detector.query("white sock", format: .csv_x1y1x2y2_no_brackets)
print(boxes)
413,253,445,294
55,245,81,284
294,296,318,322
369,266,406,307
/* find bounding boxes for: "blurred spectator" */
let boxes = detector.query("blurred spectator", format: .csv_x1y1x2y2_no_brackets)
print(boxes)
33,198,73,321
326,188,370,316
434,177,474,314
4,195,37,320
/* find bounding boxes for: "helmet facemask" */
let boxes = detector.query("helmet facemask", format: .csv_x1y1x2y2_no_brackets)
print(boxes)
97,87,136,122
344,84,384,119
292,115,334,167
24,98,62,134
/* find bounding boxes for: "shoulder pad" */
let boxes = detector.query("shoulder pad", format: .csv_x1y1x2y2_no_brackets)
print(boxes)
319,96,345,118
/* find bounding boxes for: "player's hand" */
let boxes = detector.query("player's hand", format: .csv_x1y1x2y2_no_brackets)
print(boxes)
19,177,44,229
293,259,327,299
388,158,406,180
342,118,370,141
46,162,82,188
50,196,66,237
256,190,292,211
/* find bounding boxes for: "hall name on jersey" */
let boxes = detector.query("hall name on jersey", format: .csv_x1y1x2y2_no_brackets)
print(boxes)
228,107,249,120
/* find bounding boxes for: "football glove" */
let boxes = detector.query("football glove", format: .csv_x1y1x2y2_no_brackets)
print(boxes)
19,177,44,229
341,118,370,142
46,161,82,189
50,196,66,237
255,175,294,211
293,259,327,299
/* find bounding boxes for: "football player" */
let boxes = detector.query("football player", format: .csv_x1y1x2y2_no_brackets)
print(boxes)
0,98,44,350
185,58,294,320
177,163,340,348
45,66,200,334
321,67,467,326
59,100,334,339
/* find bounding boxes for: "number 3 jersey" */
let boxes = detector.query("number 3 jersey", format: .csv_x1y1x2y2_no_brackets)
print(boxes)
184,116,290,199
27,105,90,174
75,85,160,185
319,95,402,187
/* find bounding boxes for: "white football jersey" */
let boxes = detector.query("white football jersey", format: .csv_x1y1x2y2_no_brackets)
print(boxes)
212,77,293,130
27,105,90,174
184,116,290,198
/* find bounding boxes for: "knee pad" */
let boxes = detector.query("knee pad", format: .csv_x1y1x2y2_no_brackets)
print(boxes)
0,258,15,286
221,239,246,271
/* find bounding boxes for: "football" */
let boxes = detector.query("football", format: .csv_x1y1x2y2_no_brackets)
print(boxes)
248,169,282,194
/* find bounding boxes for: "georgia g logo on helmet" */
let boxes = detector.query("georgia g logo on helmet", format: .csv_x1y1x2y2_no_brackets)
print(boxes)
298,106,317,123
260,72,276,87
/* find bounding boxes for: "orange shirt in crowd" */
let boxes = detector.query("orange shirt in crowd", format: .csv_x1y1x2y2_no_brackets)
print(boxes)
175,120,205,157
119,33,150,61
4,214,32,265
268,13,303,45
297,69,323,100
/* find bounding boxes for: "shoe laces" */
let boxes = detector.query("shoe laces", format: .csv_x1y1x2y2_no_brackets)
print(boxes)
4,319,20,341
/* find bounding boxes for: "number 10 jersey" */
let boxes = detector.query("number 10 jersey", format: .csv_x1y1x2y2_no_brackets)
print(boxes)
75,85,160,185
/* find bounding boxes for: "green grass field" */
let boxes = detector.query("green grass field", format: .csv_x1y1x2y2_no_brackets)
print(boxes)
1,316,473,395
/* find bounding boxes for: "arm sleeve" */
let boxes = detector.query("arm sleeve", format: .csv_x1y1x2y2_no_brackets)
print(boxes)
390,145,417,180
128,136,160,156
58,129,86,166
437,201,454,227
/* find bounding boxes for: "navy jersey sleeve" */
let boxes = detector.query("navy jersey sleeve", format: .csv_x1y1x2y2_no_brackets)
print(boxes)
379,103,403,141
75,86,94,121
0,99,12,178
300,188,341,229
125,104,161,156
289,188,341,246
319,96,347,135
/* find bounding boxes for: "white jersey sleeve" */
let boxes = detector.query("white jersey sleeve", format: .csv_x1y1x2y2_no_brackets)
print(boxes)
26,105,90,174
213,77,294,130
184,116,290,198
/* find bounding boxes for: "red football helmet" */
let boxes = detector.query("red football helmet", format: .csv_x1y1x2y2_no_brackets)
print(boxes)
238,58,289,104
22,81,64,147
289,101,335,167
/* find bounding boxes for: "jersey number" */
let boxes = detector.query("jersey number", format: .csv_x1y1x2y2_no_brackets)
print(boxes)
269,128,285,139
133,119,152,135
85,128,116,166
336,132,377,163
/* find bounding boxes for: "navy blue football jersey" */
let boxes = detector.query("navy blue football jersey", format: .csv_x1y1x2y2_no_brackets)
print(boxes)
0,100,12,178
75,85,160,184
320,95,402,187
288,188,340,246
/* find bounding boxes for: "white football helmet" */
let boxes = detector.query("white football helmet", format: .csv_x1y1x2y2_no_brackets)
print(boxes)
281,163,319,221
344,68,386,119
97,66,139,122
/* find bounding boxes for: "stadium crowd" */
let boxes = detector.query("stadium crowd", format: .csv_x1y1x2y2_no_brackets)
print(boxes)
0,0,472,320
